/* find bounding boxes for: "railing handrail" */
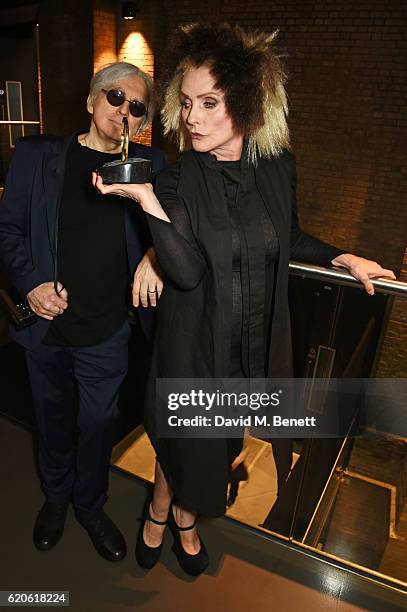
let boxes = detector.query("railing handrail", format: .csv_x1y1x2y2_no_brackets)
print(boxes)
0,120,40,125
289,261,407,298
0,187,404,297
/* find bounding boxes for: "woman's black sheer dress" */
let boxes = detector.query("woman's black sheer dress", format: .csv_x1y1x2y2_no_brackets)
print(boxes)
147,156,280,467
143,151,346,514
219,160,279,378
219,159,280,464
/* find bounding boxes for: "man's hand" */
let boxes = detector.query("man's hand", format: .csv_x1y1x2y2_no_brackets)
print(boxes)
331,253,396,295
132,247,163,308
27,282,68,320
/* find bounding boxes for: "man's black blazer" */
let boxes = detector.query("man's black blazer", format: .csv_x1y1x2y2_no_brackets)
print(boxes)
0,130,166,348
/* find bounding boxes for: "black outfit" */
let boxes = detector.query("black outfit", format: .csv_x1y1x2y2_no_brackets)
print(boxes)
26,320,131,513
26,138,130,513
45,139,128,346
28,138,133,514
144,148,345,517
219,159,280,464
219,159,279,377
0,131,166,516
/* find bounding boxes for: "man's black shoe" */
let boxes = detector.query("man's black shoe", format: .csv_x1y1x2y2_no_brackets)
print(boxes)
33,501,69,551
77,510,127,562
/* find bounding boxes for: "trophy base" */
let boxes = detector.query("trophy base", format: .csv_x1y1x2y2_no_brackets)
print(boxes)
97,157,152,184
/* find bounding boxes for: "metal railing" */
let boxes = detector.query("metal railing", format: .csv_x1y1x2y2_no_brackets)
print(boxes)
289,261,407,298
0,120,40,125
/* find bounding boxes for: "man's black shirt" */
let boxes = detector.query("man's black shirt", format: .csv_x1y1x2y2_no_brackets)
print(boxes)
44,138,129,346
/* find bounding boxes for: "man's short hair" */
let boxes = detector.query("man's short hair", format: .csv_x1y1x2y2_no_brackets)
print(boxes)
89,62,154,132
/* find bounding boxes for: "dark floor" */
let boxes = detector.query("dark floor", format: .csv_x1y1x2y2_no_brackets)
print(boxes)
1,417,406,612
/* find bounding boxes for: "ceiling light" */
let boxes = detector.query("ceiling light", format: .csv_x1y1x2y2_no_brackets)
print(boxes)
122,2,140,20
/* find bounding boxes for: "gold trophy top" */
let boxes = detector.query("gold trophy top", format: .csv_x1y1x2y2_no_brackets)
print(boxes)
97,115,152,183
121,116,129,162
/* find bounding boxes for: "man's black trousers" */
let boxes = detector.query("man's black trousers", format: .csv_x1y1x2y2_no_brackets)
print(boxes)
25,320,131,514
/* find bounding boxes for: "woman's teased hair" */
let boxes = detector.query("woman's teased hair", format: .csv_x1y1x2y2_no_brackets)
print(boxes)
89,62,154,132
161,22,290,163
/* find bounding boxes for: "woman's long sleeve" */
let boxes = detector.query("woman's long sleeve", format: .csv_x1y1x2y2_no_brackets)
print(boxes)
146,164,206,290
282,152,346,267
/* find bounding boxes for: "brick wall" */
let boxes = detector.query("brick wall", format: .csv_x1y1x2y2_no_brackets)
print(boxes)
38,0,93,134
93,0,157,145
93,0,117,72
153,0,406,270
151,0,407,377
117,5,158,147
376,247,407,376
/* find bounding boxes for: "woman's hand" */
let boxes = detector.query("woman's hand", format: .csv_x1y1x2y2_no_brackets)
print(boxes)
92,172,170,222
331,253,396,295
92,172,153,203
132,247,163,307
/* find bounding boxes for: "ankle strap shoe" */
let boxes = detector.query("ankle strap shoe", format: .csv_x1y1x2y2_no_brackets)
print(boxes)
135,502,168,570
168,505,209,576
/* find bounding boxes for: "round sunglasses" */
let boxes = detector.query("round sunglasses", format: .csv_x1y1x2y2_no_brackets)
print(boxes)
101,88,147,118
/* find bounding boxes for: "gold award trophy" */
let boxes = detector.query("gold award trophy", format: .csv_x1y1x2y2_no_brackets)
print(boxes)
97,117,152,184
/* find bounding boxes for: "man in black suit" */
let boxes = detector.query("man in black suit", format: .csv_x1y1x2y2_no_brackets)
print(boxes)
0,62,166,562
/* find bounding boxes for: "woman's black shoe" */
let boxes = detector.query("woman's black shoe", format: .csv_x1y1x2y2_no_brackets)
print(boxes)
168,505,209,576
135,502,167,569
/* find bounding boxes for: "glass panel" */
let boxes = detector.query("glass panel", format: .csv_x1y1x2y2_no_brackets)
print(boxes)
111,273,407,590
6,81,24,147
288,280,407,587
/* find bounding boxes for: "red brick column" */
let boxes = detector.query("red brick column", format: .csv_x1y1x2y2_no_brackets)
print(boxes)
93,0,117,72
117,3,159,146
38,0,93,134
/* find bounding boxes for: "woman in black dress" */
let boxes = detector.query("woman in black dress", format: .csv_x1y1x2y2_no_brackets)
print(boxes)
94,23,395,575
